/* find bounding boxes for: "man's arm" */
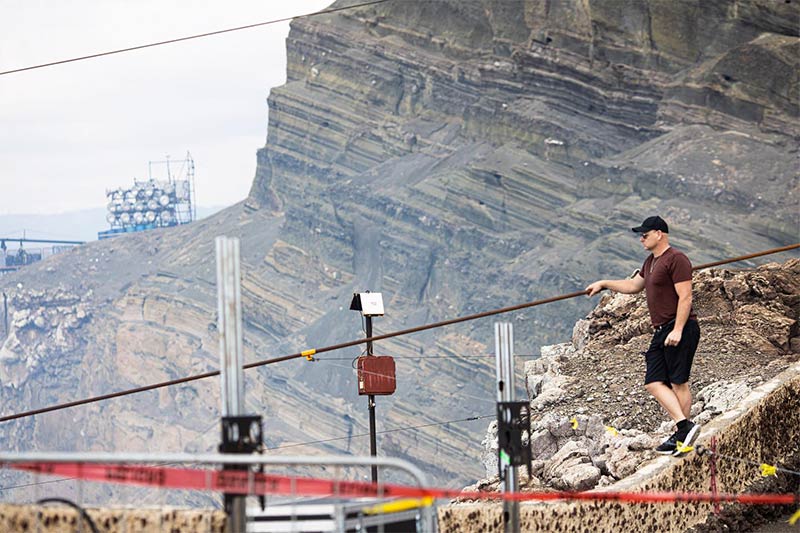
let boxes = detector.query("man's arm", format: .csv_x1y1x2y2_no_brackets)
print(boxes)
665,280,692,346
586,275,645,297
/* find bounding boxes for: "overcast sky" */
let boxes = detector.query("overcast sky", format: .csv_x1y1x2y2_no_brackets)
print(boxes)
0,0,331,216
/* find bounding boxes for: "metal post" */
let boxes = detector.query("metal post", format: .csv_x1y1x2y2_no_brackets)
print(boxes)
216,236,246,533
366,316,378,484
494,322,519,533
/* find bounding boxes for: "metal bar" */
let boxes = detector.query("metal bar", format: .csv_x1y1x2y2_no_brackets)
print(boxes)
495,323,519,533
215,238,228,415
503,323,514,403
710,436,720,515
216,237,244,417
0,237,84,245
4,451,438,531
215,236,246,532
494,323,503,403
366,316,378,484
694,243,800,270
0,452,428,487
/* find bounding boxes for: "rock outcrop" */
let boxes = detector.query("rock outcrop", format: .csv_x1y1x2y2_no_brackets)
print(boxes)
466,259,799,529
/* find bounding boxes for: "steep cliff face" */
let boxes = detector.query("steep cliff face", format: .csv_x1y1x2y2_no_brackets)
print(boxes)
0,0,798,500
250,0,799,359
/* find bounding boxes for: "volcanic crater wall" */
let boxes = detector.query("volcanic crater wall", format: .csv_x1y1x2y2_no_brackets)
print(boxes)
0,0,798,502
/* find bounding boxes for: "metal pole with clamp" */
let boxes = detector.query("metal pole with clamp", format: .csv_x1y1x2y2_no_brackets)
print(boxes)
216,236,263,532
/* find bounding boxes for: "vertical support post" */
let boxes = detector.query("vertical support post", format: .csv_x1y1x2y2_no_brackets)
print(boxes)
366,316,378,484
216,236,246,533
710,436,720,515
494,322,519,533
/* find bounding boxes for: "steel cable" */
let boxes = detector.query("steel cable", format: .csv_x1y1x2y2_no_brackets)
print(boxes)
696,445,800,478
0,0,392,76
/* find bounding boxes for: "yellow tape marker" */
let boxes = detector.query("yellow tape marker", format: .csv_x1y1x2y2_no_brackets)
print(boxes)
759,463,777,477
605,426,618,437
675,442,694,455
570,417,578,430
301,349,316,361
788,508,800,525
363,497,434,515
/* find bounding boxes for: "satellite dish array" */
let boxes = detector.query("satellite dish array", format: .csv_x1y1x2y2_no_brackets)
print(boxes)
105,180,191,229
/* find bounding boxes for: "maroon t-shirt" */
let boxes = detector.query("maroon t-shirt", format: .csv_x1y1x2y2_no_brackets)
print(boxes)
638,247,697,327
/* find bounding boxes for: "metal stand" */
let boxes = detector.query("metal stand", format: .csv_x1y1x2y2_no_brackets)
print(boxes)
366,316,378,484
349,292,387,486
216,236,261,532
495,322,527,533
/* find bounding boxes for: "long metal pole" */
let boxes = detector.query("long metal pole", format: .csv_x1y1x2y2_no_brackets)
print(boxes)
0,451,428,484
216,236,244,417
495,322,519,533
215,236,246,533
366,316,378,484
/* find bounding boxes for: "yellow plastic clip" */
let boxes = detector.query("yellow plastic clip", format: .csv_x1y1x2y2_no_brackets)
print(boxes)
570,417,578,430
301,349,316,361
605,426,618,437
788,508,800,525
363,496,435,515
759,463,777,477
675,442,694,455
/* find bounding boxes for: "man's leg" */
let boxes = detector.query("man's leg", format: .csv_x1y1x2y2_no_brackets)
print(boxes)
666,321,700,421
645,381,686,422
672,382,692,419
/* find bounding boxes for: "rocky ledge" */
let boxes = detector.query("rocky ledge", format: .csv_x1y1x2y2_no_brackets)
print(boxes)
468,258,799,496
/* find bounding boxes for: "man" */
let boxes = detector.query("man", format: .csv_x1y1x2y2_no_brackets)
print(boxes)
586,215,701,456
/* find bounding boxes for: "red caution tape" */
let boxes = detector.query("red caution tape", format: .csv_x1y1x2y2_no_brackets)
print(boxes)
7,462,799,506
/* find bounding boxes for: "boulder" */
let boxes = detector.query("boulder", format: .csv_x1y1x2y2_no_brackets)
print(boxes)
529,428,558,461
694,380,752,424
479,420,499,478
605,444,644,480
543,439,601,491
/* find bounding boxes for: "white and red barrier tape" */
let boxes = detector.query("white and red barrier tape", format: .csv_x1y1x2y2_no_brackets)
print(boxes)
7,462,799,508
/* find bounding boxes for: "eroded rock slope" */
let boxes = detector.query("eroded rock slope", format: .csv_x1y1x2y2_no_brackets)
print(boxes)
472,259,800,496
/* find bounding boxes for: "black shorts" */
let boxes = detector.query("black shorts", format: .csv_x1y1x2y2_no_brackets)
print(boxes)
644,319,700,386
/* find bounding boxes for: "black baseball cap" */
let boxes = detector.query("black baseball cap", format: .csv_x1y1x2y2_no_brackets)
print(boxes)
631,215,669,234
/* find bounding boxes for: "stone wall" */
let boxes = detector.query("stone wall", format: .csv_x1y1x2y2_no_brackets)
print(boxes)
0,505,225,533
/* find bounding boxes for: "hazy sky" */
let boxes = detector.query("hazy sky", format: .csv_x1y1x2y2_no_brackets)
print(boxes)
0,0,331,215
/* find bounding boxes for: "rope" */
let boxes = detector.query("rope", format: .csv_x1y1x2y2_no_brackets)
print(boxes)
0,243,796,423
267,414,495,451
0,0,392,76
696,445,800,478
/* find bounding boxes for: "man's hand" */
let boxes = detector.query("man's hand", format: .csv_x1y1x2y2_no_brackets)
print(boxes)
586,276,645,297
665,329,682,347
585,281,605,297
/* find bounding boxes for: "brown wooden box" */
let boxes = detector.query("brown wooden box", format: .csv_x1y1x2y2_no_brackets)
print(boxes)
357,356,396,395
